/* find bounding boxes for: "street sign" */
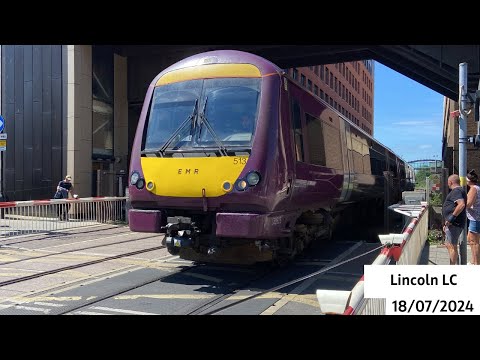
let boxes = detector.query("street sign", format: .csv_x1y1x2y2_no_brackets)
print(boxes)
0,133,7,151
0,115,4,133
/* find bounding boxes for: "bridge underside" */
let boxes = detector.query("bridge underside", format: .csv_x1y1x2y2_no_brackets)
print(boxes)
117,45,480,100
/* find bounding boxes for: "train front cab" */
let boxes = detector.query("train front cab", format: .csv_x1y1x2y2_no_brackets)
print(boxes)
128,58,290,263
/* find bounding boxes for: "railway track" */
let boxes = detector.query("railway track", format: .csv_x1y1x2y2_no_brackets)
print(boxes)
0,233,163,267
64,241,378,315
0,225,385,315
0,245,165,287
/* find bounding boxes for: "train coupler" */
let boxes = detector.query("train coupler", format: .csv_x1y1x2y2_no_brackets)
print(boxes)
161,216,200,254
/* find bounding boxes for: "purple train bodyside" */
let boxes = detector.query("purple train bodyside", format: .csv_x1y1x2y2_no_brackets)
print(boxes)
128,50,412,264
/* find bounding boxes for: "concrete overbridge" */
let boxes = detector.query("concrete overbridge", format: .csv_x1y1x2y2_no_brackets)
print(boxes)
117,44,480,100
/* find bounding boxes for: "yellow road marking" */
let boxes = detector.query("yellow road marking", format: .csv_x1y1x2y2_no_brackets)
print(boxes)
39,232,133,250
104,259,176,272
0,256,21,261
226,293,283,301
33,301,65,307
226,292,319,308
114,258,174,267
0,269,86,278
61,270,90,278
4,295,83,303
0,255,21,262
115,294,214,300
0,273,39,277
286,294,320,308
0,248,36,255
0,267,40,272
15,254,102,263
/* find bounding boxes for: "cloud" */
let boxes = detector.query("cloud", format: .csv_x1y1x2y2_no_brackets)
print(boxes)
377,118,442,138
391,120,438,126
375,117,442,161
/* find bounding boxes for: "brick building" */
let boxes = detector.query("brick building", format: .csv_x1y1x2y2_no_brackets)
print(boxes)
285,60,374,135
442,97,480,174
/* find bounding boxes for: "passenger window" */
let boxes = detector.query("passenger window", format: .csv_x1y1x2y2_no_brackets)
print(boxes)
305,113,326,166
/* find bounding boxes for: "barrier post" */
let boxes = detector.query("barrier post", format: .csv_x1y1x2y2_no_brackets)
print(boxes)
459,63,468,265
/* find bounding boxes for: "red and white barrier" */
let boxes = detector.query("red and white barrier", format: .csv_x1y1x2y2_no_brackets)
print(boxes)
0,196,126,209
316,204,429,315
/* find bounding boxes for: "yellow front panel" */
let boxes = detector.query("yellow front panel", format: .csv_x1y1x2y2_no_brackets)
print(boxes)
140,156,249,197
156,64,261,86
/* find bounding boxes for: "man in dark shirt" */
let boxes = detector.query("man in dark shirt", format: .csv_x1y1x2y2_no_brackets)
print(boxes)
442,174,467,265
54,175,75,220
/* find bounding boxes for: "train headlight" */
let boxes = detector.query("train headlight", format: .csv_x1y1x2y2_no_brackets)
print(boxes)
146,181,155,191
136,178,145,190
235,179,248,191
222,181,232,192
246,171,261,186
130,172,140,185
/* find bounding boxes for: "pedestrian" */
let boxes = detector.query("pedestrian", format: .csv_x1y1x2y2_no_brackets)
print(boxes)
53,175,75,220
466,169,480,264
442,174,467,265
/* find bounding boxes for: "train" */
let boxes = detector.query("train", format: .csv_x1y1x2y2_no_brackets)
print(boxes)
128,50,415,264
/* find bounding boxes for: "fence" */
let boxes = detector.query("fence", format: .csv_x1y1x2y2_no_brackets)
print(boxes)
0,197,127,238
425,169,448,230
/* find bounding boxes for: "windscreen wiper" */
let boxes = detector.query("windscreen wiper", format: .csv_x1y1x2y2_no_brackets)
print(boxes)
142,99,198,157
197,97,227,156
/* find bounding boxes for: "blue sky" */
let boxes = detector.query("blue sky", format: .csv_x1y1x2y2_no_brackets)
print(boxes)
373,62,444,162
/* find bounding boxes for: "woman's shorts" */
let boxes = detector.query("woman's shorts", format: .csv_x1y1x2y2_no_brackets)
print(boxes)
469,220,480,234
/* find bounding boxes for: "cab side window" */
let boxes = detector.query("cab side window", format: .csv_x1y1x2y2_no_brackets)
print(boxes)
292,100,305,162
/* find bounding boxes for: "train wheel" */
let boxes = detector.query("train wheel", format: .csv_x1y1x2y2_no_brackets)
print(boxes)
271,236,297,267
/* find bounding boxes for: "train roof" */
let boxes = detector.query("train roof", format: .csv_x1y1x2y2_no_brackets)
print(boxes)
151,50,282,85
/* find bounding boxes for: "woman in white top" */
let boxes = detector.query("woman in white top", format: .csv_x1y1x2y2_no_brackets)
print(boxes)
466,169,480,264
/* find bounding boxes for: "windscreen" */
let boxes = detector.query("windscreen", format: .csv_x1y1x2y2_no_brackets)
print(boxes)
143,77,261,154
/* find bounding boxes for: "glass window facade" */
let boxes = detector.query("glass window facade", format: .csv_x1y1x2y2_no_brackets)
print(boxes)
92,46,114,158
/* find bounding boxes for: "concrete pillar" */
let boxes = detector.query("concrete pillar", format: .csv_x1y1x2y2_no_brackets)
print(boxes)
114,54,128,196
65,45,92,197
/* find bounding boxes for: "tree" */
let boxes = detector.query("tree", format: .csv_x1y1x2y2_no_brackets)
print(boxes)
415,166,431,189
